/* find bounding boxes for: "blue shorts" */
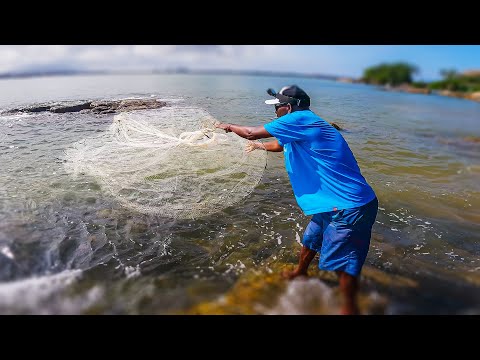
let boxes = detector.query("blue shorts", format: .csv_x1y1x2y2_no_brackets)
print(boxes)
302,197,378,277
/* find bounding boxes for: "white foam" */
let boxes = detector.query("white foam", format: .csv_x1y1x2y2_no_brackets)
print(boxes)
124,265,141,279
0,246,14,259
295,231,301,244
262,278,337,315
0,270,82,310
0,112,33,121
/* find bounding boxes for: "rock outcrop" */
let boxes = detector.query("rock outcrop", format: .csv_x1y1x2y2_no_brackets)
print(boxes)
6,98,168,115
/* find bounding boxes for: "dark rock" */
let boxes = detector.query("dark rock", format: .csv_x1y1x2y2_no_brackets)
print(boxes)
50,102,92,113
10,105,52,113
27,105,53,113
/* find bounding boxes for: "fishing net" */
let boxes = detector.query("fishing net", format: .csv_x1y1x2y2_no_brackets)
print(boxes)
64,106,267,219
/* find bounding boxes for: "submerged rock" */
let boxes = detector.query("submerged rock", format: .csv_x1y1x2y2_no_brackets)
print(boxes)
329,122,344,131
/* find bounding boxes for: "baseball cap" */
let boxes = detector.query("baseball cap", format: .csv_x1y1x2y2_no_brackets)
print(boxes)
265,85,310,107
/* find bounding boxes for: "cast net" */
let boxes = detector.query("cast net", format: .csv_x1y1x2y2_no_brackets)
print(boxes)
64,106,267,219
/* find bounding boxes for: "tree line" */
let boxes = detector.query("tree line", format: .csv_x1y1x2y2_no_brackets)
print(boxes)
361,62,480,92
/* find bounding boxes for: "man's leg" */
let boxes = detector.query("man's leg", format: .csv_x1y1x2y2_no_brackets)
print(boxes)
283,215,323,279
336,271,359,315
318,198,378,314
283,245,317,279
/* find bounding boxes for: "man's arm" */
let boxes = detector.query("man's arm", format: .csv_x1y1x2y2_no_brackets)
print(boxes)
215,123,271,140
246,140,283,153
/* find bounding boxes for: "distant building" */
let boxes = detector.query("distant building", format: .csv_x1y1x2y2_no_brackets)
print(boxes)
462,69,480,77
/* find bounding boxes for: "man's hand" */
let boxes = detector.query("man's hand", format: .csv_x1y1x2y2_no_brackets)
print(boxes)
245,141,259,153
215,122,232,133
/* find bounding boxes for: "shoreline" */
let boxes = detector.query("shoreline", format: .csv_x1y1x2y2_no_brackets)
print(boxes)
382,84,480,103
337,78,480,103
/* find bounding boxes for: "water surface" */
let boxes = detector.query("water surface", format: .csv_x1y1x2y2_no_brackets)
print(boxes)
0,74,479,314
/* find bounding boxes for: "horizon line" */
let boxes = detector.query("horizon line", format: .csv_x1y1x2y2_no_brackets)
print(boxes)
0,68,344,81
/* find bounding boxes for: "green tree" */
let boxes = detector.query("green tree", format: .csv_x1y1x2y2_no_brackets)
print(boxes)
362,62,418,86
440,68,458,80
428,68,480,92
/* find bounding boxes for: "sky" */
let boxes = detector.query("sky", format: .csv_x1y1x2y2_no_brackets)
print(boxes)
0,45,478,81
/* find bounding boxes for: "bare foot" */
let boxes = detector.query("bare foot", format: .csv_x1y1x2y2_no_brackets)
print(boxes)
282,268,308,280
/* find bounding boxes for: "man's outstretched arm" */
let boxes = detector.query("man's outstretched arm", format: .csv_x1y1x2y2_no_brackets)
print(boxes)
216,123,272,140
246,140,283,153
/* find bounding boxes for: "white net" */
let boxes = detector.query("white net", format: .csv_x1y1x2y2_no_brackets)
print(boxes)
64,106,267,219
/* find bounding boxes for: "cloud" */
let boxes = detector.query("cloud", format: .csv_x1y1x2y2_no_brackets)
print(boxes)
0,45,287,73
3,45,473,80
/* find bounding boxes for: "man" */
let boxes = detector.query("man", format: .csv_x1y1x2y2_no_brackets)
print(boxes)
215,85,378,315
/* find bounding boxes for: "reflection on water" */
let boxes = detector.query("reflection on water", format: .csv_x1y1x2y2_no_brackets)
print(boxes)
0,74,479,314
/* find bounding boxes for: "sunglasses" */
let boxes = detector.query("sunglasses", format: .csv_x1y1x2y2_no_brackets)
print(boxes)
275,103,289,111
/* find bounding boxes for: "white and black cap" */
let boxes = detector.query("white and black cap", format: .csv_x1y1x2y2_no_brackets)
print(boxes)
265,85,311,107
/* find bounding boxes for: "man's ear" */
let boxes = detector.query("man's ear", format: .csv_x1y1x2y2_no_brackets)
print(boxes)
287,104,292,113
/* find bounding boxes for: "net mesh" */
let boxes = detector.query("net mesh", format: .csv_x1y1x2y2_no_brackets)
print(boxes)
64,106,267,219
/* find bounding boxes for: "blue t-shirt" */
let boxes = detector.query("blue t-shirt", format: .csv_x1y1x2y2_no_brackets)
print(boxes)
263,110,376,215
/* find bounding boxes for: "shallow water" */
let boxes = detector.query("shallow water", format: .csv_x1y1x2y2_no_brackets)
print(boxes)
0,74,479,314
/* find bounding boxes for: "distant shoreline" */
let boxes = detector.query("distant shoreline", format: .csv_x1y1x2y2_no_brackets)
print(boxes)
378,83,480,103
1,69,478,103
0,69,340,81
336,76,480,103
